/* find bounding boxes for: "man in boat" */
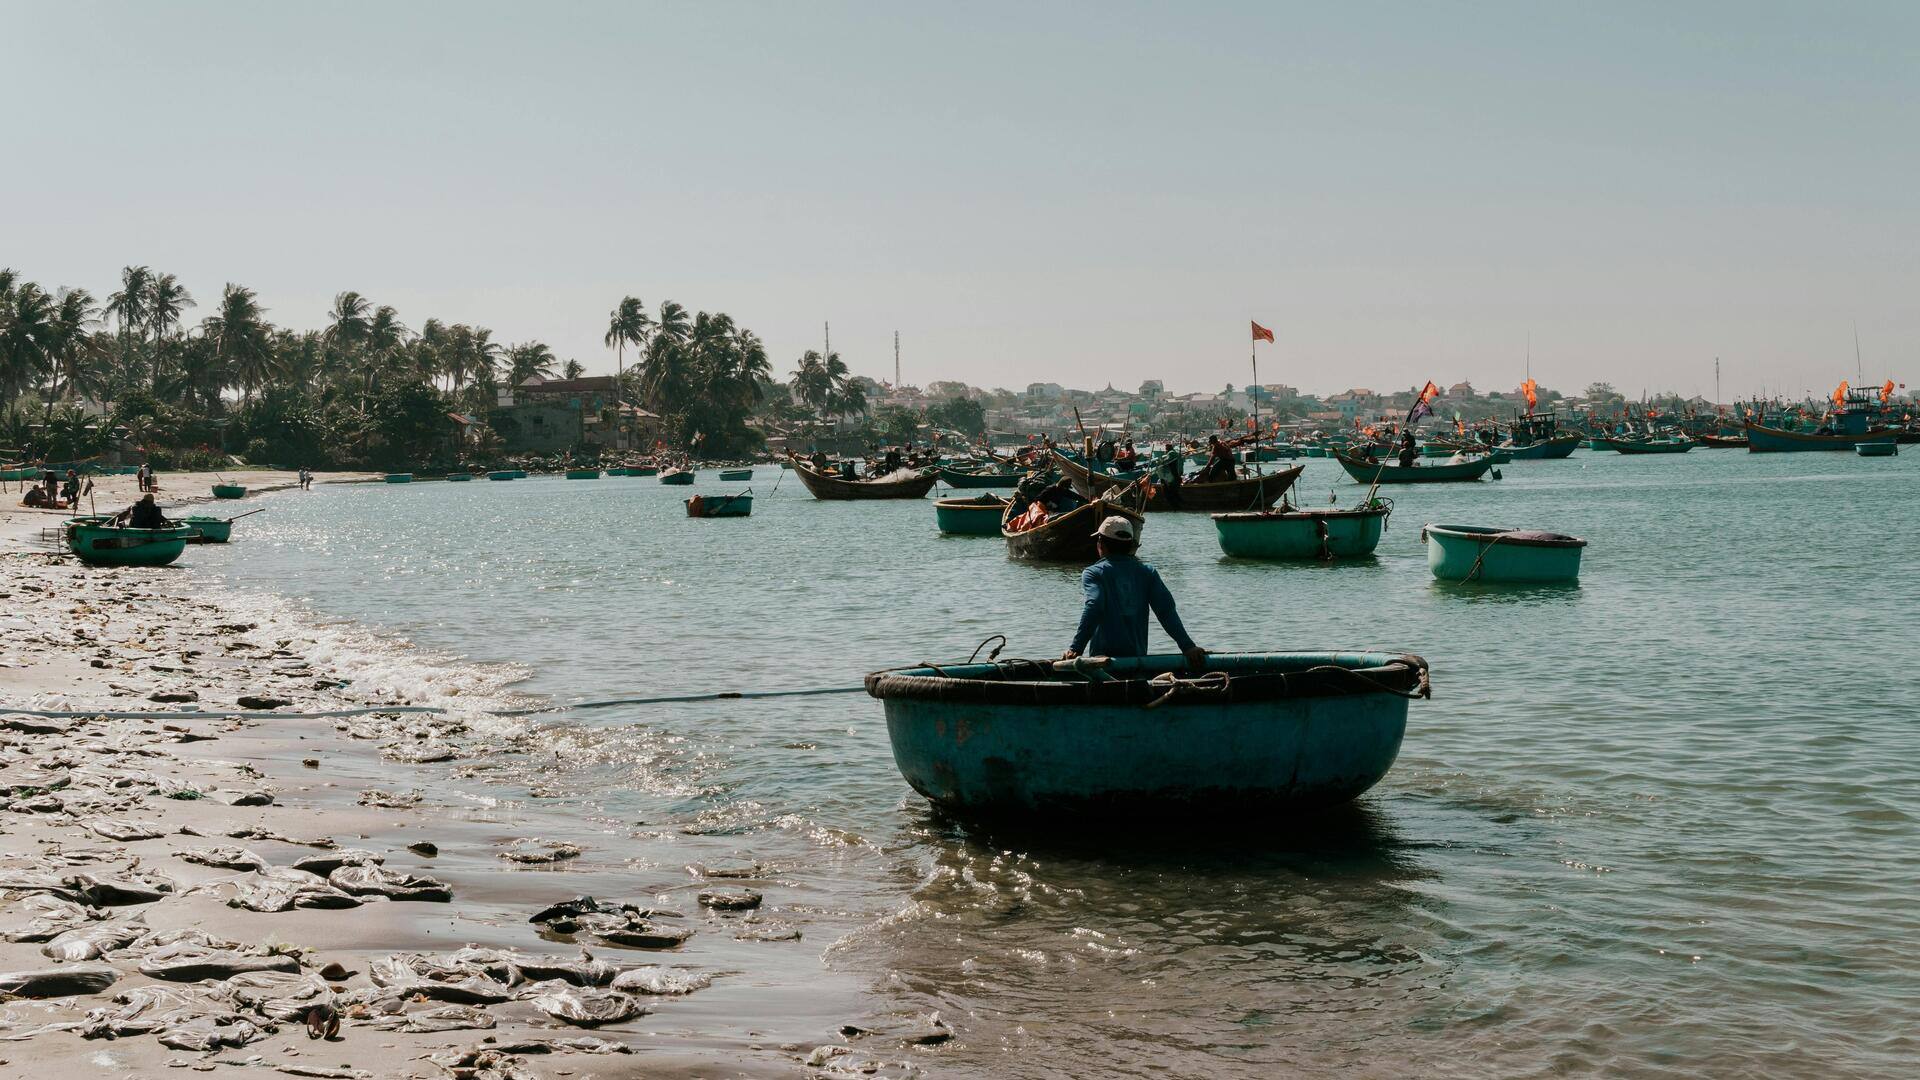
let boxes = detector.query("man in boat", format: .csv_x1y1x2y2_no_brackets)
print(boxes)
1061,516,1206,668
1112,439,1138,471
1397,430,1418,468
1195,435,1236,483
113,493,171,530
882,446,903,473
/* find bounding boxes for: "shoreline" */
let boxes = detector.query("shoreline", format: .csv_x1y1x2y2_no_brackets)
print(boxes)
0,480,929,1078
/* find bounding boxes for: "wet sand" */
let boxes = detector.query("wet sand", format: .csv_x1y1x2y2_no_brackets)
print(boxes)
0,479,931,1078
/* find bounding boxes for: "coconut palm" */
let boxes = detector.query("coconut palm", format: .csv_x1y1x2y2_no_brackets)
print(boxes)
323,291,372,366
0,281,54,402
507,341,557,387
103,265,151,377
203,284,277,398
144,273,194,386
562,359,585,380
46,288,103,401
604,296,650,404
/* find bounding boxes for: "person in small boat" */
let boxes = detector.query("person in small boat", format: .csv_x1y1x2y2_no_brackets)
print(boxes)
113,493,170,529
1196,436,1236,483
809,449,830,473
1061,516,1205,668
1112,440,1138,471
883,446,903,473
1397,430,1418,468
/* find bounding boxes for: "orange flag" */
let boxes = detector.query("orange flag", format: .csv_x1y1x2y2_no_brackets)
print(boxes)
1251,321,1274,343
1882,379,1896,403
1833,381,1849,408
1522,378,1539,410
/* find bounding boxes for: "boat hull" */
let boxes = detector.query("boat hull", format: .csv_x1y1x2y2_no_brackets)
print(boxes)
1053,450,1301,512
867,652,1425,820
1744,422,1898,453
180,516,232,544
937,467,1019,489
446,473,472,482
1212,505,1388,559
788,455,937,500
658,470,695,486
211,485,247,499
66,523,192,567
686,493,752,517
1602,437,1694,454
1856,441,1899,457
1499,435,1580,459
1334,452,1491,483
1003,497,1144,562
935,495,1008,536
565,469,601,480
1424,523,1586,583
717,469,753,481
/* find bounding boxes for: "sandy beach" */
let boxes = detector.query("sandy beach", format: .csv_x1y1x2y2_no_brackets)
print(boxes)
0,477,927,1079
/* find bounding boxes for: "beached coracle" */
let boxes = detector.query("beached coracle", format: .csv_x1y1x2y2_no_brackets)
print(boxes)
1424,523,1587,583
384,473,413,484
65,520,194,567
934,494,1010,535
865,651,1430,821
180,516,233,544
1333,451,1492,484
786,454,938,500
686,492,754,517
1051,450,1301,512
1212,502,1390,560
210,484,247,499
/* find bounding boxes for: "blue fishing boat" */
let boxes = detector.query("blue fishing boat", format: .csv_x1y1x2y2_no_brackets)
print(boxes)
1334,451,1492,483
865,651,1429,820
1746,385,1899,451
1602,436,1694,454
1423,523,1586,583
487,471,515,481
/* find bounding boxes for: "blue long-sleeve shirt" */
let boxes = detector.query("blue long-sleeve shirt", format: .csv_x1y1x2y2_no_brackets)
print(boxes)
1069,555,1198,658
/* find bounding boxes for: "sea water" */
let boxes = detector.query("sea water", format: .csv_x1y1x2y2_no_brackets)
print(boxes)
187,451,1920,1077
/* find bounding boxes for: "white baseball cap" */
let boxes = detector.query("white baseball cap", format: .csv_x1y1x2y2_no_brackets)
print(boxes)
1093,516,1136,541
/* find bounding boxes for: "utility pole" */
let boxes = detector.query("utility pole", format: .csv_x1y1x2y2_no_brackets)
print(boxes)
894,331,900,388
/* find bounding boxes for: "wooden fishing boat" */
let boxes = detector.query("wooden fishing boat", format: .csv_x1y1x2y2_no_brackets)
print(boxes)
1856,441,1898,457
1498,434,1580,459
565,468,601,480
1698,433,1749,448
937,466,1020,489
446,472,473,482
685,491,753,517
1584,438,1614,451
717,468,753,481
934,494,1009,536
1602,436,1694,454
1424,523,1586,583
1003,494,1145,562
1052,450,1300,513
1212,501,1391,560
1334,451,1492,484
658,468,695,486
866,650,1430,820
180,516,233,544
384,473,413,484
211,484,247,499
65,521,193,567
1744,421,1898,453
625,465,658,477
786,454,937,500
487,471,516,481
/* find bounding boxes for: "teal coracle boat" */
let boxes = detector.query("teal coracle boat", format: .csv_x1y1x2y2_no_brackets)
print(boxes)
685,491,752,517
718,468,753,481
565,468,601,479
65,521,193,567
1334,451,1492,484
384,473,413,484
1855,441,1898,457
487,471,515,481
1212,501,1391,559
865,651,1430,821
446,472,472,482
659,468,695,485
180,516,233,544
937,466,1019,489
211,484,247,499
934,494,1009,535
1424,523,1586,583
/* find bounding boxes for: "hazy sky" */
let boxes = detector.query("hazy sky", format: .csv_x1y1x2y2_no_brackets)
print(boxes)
5,2,1915,399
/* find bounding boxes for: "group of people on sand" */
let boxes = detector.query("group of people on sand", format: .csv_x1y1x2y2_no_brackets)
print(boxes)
20,468,91,510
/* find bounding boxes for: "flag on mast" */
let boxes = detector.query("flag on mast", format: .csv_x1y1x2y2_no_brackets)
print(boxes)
1251,321,1274,343
1406,381,1441,424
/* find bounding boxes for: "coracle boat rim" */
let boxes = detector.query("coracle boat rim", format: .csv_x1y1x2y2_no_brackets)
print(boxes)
867,651,1428,707
1424,523,1588,549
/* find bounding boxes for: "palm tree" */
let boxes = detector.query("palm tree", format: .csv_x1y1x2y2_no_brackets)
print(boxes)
203,284,277,398
414,318,447,386
507,341,558,387
46,288,102,402
469,327,500,390
103,265,151,380
562,359,585,380
1,281,54,402
144,273,194,387
604,297,651,407
323,291,372,365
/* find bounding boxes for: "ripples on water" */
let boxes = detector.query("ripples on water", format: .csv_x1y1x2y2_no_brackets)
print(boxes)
191,453,1920,1076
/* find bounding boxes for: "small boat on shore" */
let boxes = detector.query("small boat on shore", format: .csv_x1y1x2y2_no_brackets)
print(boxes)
718,468,754,481
1213,501,1391,560
211,484,247,499
565,468,601,480
1856,441,1898,457
935,494,1009,535
686,491,753,517
65,520,193,567
1002,493,1145,562
1052,450,1301,512
787,454,938,500
866,650,1430,821
937,466,1020,489
446,472,473,482
487,471,516,481
1424,523,1586,583
384,473,413,484
1334,452,1492,484
180,516,233,544
659,469,695,486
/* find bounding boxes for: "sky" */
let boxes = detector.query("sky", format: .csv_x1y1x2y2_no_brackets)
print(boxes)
4,1,1916,400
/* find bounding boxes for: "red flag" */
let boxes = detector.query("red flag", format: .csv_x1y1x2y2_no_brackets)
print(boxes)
1833,381,1849,408
1882,379,1896,403
1251,321,1274,343
1406,380,1440,424
1521,378,1539,411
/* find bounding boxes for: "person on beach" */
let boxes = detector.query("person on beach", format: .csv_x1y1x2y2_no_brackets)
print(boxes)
1061,515,1206,667
61,469,80,505
137,461,152,492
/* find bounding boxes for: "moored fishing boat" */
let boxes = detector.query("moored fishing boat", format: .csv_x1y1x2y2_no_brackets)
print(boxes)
1744,422,1898,453
658,468,695,485
446,472,473,481
1498,434,1580,459
717,468,753,481
626,465,658,476
211,484,247,499
685,491,753,517
1855,441,1898,457
65,520,193,567
565,468,601,480
383,473,413,483
487,471,515,481
1052,450,1300,512
1602,436,1694,454
1698,433,1749,448
936,465,1020,489
934,494,1009,535
1424,523,1586,583
180,516,233,544
866,650,1430,821
1334,451,1492,484
786,453,937,500
1003,494,1145,562
1212,500,1391,559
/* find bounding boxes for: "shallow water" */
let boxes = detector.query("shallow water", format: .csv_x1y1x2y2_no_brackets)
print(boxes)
190,452,1920,1077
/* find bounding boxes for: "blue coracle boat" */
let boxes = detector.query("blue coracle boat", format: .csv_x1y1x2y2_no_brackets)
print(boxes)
865,651,1428,821
1424,523,1586,583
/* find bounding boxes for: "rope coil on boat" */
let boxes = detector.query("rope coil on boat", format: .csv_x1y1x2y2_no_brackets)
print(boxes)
1144,670,1231,709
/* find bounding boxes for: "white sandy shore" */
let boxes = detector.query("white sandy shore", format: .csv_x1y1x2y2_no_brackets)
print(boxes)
0,479,935,1078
